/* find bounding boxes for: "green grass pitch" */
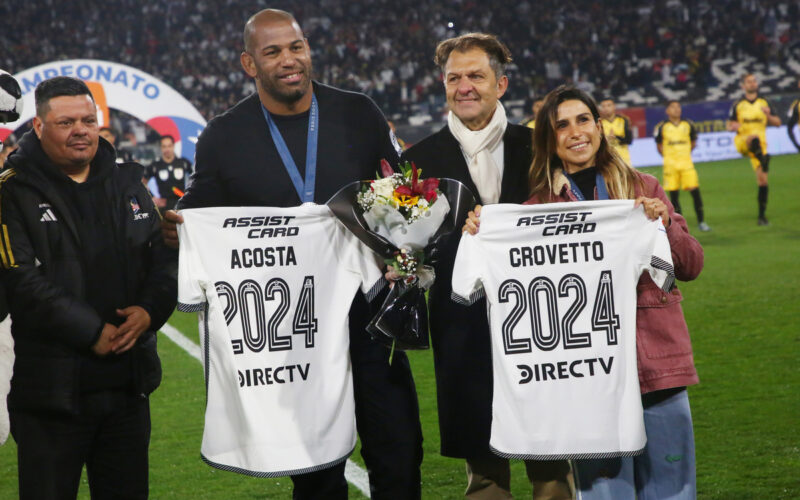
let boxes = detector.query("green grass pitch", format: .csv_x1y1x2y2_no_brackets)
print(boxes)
0,155,798,498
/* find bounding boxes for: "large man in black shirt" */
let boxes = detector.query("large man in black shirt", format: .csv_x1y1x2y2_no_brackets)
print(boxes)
162,9,422,499
1,76,177,499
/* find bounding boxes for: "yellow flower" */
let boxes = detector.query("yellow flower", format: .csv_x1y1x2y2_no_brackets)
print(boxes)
393,192,419,207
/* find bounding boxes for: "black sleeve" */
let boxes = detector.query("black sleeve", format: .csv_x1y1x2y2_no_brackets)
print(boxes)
0,185,103,350
728,101,738,122
181,157,194,175
654,122,664,144
688,120,697,142
788,101,800,152
0,278,8,321
619,117,633,145
177,123,226,209
366,96,401,167
133,184,178,331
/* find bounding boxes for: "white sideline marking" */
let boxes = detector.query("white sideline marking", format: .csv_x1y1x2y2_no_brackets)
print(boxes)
159,323,372,497
160,323,201,361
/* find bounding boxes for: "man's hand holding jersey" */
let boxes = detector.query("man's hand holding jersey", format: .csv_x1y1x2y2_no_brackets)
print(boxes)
162,210,183,249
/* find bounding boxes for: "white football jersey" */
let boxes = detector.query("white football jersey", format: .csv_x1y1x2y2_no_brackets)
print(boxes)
177,204,385,477
452,200,675,459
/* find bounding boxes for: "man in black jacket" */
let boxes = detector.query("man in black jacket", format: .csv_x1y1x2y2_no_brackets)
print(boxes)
161,9,422,499
0,76,177,499
403,34,573,499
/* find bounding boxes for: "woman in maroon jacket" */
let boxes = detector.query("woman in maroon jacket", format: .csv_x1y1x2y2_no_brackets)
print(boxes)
464,86,703,500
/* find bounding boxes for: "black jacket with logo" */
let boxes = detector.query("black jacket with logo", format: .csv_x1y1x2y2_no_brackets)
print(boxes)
0,132,177,414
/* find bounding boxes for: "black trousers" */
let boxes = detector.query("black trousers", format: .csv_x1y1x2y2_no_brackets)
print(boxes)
291,296,423,500
11,390,151,500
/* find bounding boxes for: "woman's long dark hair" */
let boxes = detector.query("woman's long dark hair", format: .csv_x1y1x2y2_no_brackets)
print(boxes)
528,85,641,201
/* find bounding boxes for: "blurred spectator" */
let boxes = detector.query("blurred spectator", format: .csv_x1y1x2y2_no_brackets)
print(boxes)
1,0,798,126
99,126,132,163
0,135,18,167
146,135,192,211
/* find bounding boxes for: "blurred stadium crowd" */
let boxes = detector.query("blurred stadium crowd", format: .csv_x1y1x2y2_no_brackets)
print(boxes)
1,0,798,125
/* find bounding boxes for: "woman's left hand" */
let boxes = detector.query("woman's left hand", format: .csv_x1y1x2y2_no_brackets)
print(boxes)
462,205,482,235
635,196,671,228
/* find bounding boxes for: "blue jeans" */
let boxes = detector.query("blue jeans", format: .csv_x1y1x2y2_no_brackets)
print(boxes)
574,388,696,500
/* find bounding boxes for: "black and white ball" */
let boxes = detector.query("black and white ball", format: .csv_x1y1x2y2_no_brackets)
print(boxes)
0,70,23,124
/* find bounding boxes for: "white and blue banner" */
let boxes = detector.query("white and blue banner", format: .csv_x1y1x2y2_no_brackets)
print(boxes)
1,59,206,162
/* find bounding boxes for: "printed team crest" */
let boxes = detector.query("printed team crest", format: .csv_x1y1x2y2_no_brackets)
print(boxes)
158,169,169,181
174,167,184,180
130,196,149,221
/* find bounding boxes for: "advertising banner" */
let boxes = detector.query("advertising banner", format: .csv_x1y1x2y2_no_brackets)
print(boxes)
619,107,647,138
645,100,732,136
630,127,796,168
0,59,206,162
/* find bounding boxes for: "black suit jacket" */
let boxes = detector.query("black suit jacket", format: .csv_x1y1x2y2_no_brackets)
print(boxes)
403,123,532,458
179,81,399,209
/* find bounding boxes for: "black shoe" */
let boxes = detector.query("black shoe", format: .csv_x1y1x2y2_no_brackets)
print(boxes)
757,216,769,226
761,154,770,173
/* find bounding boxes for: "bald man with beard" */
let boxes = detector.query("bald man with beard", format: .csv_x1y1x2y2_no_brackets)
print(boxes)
162,9,422,499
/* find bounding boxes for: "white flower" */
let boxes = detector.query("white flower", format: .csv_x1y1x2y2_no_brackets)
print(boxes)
357,190,377,210
370,177,396,200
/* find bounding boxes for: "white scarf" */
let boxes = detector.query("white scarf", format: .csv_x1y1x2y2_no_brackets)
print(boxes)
447,102,508,205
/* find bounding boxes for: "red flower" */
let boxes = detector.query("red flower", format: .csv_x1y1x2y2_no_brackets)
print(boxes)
421,178,439,202
383,160,440,204
380,158,395,178
409,162,439,203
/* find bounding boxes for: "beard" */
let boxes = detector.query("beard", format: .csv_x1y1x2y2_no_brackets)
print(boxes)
257,61,313,104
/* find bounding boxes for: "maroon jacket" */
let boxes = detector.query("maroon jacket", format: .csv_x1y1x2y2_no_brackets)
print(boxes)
526,169,702,394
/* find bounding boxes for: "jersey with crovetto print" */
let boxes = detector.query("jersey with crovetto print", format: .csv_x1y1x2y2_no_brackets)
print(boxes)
177,204,384,477
452,200,675,460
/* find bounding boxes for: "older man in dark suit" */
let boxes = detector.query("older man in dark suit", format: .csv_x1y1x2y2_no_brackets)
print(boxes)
403,33,573,500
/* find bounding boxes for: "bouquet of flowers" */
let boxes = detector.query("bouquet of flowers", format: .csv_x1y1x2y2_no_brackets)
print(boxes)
357,160,449,287
327,159,475,351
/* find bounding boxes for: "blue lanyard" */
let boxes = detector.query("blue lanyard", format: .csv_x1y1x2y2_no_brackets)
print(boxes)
261,94,319,203
564,170,609,201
